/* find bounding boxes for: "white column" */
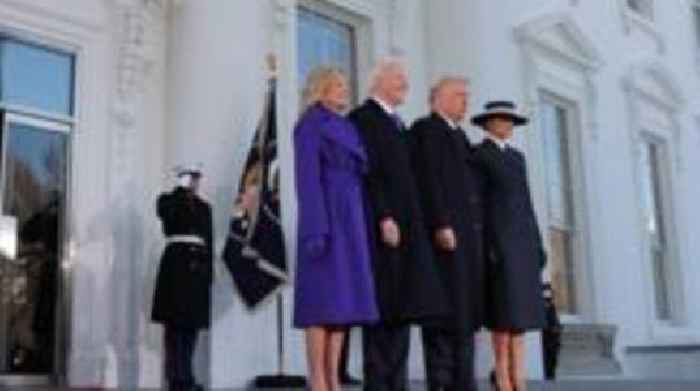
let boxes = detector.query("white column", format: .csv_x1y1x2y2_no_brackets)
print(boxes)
100,0,169,388
165,1,278,388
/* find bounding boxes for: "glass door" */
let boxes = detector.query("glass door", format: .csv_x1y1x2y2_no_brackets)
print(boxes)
0,112,69,382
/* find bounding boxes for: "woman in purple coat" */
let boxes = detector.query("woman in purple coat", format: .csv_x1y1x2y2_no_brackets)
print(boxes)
293,67,379,391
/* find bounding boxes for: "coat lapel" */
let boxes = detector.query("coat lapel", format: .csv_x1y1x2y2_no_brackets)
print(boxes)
431,113,472,157
365,99,403,133
482,139,526,178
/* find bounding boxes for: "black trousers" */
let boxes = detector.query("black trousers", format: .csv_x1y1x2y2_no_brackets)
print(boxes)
421,326,476,391
362,323,410,391
164,326,199,389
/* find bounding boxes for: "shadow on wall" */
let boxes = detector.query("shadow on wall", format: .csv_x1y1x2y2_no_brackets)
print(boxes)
108,187,144,388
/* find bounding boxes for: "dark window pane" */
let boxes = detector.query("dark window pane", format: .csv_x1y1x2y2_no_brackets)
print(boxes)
0,121,68,373
639,139,671,321
653,247,671,320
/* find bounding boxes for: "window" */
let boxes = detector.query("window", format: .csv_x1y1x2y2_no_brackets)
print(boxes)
0,37,74,116
638,136,673,321
296,5,358,105
623,60,686,330
540,96,579,315
627,0,654,21
0,35,74,374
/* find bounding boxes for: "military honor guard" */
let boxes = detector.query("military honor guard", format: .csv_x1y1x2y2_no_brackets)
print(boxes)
151,164,213,391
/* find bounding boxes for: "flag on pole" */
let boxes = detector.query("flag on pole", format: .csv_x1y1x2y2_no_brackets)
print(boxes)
222,75,287,309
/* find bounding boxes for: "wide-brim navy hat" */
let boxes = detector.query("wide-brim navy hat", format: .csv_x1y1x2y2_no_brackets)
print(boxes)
471,100,528,127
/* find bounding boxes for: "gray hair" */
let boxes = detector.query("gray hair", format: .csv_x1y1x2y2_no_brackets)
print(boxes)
429,76,468,104
368,57,407,95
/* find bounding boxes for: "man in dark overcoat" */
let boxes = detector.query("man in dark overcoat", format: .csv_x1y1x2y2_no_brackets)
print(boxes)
348,58,448,391
409,77,485,391
151,164,213,391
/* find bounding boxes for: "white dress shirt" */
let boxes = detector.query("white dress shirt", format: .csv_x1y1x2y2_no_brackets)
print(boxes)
437,111,460,130
371,96,396,116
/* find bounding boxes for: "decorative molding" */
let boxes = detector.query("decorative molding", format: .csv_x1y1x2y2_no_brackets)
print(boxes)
515,12,604,72
622,59,685,113
621,59,685,171
273,0,295,30
112,0,168,129
0,0,105,32
619,0,666,54
387,0,403,56
515,12,605,321
622,58,689,336
108,1,170,387
515,12,603,140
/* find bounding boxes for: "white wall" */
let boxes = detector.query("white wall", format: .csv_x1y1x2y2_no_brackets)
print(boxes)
1,0,699,388
449,0,700,379
146,0,700,385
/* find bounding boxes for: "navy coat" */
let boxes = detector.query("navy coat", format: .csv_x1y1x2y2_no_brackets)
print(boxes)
473,139,546,330
348,100,449,325
410,113,486,333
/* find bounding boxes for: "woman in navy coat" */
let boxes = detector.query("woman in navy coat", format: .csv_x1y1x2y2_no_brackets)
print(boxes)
293,67,378,391
471,101,546,391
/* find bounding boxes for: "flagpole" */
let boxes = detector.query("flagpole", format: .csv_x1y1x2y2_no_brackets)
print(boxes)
254,54,306,389
277,292,285,374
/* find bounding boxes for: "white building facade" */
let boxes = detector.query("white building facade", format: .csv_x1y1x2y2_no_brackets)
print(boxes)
0,0,698,388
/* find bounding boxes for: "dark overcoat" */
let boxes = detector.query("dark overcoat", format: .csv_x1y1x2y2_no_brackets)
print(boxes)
151,187,213,329
348,100,449,325
473,139,546,330
410,113,486,333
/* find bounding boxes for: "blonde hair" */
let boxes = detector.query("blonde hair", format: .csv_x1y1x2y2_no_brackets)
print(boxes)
429,76,468,105
301,66,346,111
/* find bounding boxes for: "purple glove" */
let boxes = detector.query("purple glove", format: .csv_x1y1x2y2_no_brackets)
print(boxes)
304,235,328,259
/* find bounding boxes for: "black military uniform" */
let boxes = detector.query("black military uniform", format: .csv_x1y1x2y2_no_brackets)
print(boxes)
151,181,213,391
410,112,486,391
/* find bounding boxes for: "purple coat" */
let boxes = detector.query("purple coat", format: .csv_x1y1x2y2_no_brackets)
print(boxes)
292,103,379,328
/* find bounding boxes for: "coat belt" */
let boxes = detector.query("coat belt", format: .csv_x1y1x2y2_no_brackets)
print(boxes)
166,235,205,246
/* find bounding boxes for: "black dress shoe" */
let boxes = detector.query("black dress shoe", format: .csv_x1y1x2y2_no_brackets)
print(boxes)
169,382,204,391
490,370,498,390
340,374,362,386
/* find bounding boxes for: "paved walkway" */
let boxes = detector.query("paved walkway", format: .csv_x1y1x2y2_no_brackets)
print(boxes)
5,381,700,390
